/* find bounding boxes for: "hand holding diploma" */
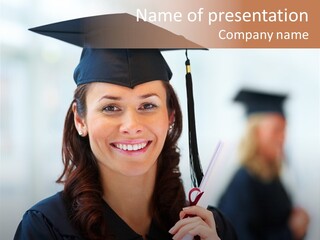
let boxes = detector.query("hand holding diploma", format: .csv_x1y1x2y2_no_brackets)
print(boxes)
169,205,220,240
169,142,224,240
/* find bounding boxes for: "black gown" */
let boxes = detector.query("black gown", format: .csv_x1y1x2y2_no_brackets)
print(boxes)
218,167,293,240
14,191,237,240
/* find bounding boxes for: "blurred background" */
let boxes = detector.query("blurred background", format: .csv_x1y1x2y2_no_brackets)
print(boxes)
1,0,319,239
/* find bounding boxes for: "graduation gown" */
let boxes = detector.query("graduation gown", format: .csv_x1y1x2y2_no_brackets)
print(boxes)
14,191,237,240
218,167,293,240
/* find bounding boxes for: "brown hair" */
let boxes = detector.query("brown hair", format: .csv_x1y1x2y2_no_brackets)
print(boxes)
57,81,185,239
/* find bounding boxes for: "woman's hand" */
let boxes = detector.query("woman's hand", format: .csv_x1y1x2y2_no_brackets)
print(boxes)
288,207,309,240
169,206,221,240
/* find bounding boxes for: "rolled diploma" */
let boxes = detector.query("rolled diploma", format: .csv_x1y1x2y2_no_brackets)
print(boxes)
182,141,224,240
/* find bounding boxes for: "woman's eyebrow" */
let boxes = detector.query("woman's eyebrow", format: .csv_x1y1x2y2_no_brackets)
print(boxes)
98,95,121,102
98,93,160,102
139,93,160,99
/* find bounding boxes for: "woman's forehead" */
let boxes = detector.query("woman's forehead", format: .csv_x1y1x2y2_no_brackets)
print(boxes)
86,80,167,100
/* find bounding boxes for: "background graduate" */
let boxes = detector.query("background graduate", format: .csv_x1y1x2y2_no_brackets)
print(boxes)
218,89,309,240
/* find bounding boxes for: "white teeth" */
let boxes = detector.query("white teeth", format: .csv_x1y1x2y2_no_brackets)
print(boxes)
115,142,147,151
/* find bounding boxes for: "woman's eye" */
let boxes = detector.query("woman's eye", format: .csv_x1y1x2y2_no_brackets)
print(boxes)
140,103,158,110
103,105,120,112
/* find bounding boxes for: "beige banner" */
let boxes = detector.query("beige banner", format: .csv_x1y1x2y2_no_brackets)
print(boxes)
132,0,319,48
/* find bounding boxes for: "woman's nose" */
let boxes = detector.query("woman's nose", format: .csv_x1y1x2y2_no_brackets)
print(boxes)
119,110,143,135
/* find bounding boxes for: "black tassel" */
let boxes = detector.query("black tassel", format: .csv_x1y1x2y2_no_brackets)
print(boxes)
185,50,203,187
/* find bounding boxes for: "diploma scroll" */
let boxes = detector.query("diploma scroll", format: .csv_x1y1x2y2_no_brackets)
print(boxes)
182,141,224,240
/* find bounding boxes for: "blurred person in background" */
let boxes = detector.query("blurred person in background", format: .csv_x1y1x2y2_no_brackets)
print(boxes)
218,89,309,240
14,14,237,240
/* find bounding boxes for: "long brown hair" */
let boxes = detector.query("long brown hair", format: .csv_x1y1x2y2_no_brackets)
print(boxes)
57,81,185,239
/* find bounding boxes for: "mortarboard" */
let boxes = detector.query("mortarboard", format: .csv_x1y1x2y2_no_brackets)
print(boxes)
29,13,203,87
234,88,288,116
30,13,204,187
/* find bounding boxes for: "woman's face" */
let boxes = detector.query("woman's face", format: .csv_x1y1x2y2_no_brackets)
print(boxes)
77,80,171,177
256,113,286,161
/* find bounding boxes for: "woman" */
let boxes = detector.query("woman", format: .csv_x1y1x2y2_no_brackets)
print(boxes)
14,15,237,240
218,89,309,240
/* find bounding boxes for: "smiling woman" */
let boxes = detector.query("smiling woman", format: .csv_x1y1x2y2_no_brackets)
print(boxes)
74,81,171,177
13,14,237,240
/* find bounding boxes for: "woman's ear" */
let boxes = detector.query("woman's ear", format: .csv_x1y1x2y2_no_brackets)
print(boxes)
72,102,87,137
169,110,175,127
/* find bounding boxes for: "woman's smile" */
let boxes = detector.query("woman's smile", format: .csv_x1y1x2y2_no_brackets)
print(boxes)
111,140,152,154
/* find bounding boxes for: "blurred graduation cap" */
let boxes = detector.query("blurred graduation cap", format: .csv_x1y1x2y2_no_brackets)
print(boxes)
234,88,288,117
30,13,204,187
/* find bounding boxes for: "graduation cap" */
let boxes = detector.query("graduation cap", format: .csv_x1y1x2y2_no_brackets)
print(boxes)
234,88,287,116
30,13,204,187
